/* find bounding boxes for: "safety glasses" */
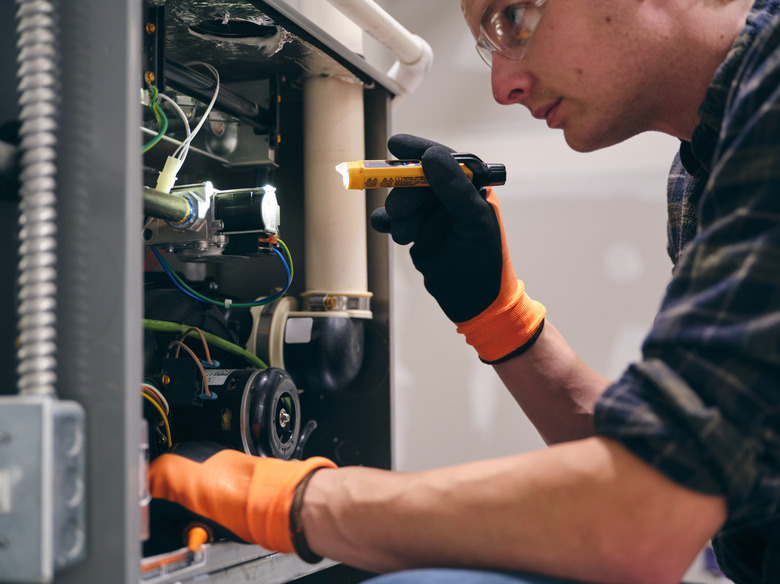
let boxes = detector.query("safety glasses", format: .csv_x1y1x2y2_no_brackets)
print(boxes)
475,0,548,66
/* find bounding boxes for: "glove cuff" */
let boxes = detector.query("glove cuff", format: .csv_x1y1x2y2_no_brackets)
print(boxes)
455,279,546,363
247,456,336,555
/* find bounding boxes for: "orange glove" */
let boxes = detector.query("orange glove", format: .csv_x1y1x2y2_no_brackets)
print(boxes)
149,442,336,562
455,187,546,363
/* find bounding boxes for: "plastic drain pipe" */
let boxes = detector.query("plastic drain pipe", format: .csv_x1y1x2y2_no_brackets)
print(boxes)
300,0,372,319
298,0,432,318
252,2,432,391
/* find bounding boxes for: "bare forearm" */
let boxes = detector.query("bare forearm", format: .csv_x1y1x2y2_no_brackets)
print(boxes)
493,321,612,444
300,437,726,584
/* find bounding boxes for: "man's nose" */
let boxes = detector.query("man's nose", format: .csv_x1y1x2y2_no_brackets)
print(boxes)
491,53,534,106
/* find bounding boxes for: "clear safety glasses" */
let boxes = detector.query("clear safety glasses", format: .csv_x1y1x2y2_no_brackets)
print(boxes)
475,0,548,66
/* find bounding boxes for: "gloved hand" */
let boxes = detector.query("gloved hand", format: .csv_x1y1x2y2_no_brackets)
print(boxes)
371,134,545,363
149,442,336,562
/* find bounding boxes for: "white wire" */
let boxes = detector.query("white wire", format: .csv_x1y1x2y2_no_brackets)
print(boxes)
142,382,170,415
157,92,191,141
173,61,220,163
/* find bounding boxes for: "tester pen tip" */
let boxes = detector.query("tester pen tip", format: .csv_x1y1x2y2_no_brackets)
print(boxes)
335,162,349,189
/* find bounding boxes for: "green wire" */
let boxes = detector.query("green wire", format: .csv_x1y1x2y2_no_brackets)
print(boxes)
278,238,293,282
142,86,169,153
143,319,268,369
154,239,292,308
156,251,223,305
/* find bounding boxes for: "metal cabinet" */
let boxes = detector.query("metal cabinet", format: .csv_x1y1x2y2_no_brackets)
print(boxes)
0,1,396,582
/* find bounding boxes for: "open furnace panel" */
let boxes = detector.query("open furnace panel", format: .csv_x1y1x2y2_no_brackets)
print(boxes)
0,1,396,583
139,2,395,580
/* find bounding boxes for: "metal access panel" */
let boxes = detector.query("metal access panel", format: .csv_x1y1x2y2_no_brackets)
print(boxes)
1,0,395,583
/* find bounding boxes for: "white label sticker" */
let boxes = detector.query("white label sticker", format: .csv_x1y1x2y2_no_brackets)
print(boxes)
285,317,313,344
205,369,233,385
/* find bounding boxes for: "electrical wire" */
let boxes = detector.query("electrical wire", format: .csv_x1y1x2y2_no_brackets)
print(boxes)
169,340,212,397
143,392,172,448
172,62,220,165
141,548,195,574
142,387,165,411
142,319,267,369
142,85,169,153
149,243,292,308
177,326,214,365
142,382,170,415
157,92,191,142
144,248,160,272
277,238,294,283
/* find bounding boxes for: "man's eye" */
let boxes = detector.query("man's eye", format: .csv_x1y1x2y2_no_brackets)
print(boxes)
504,4,532,40
506,5,530,26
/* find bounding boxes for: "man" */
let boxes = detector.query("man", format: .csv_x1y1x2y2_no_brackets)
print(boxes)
150,0,780,582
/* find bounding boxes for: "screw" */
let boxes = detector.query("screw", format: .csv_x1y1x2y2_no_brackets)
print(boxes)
278,409,291,428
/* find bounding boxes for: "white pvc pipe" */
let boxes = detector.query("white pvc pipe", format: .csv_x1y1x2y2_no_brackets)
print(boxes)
300,1,371,316
326,0,433,95
327,0,423,63
302,75,367,294
307,0,363,53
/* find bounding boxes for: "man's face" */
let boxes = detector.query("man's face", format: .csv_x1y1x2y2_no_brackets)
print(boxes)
461,0,674,152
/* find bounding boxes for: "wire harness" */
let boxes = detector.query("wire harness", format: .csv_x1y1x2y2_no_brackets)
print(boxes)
149,238,293,308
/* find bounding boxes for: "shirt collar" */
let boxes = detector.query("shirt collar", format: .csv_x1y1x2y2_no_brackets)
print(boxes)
684,0,780,176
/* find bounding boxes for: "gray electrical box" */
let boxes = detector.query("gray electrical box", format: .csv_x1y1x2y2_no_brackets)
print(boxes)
0,397,87,583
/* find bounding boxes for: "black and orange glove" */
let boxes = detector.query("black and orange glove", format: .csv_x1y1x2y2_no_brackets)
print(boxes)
149,442,336,562
371,134,545,363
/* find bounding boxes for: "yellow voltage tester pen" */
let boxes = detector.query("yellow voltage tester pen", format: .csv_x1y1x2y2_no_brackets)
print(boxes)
336,153,506,190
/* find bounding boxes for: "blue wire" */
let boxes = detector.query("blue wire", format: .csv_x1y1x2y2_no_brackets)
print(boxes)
151,247,210,303
271,247,292,293
149,246,291,307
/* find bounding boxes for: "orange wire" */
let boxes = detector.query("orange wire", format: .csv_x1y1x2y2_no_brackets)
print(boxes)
169,340,211,397
176,326,214,364
140,548,192,573
142,387,165,411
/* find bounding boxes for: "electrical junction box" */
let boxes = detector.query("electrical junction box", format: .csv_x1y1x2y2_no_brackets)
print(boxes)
0,396,87,583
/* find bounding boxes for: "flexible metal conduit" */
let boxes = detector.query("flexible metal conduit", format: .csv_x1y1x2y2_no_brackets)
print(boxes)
15,0,59,397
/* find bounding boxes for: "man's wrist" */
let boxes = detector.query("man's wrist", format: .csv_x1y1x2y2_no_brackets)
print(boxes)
289,467,328,563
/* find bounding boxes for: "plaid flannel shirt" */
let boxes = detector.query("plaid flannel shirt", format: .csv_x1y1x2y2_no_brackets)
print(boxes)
593,1,780,582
